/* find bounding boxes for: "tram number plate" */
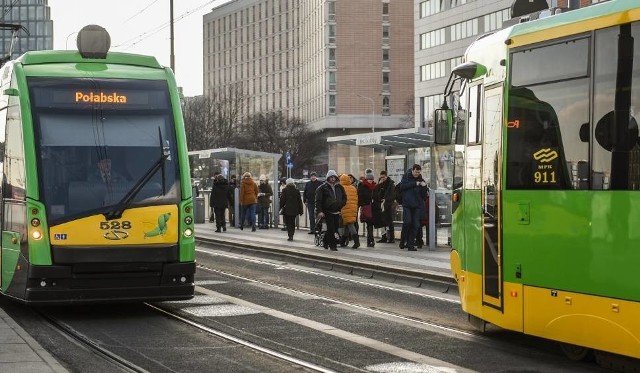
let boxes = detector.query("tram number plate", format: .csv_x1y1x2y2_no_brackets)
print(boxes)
100,221,132,230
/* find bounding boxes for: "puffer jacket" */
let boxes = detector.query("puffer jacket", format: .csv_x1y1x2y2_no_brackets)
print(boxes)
339,174,358,224
239,177,259,205
280,184,303,216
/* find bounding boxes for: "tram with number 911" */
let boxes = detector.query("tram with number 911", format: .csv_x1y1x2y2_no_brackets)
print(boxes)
0,25,195,304
435,0,640,363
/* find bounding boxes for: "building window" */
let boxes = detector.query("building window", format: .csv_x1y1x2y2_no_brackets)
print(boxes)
329,47,336,67
419,0,443,18
484,9,510,33
328,24,336,44
382,48,389,68
420,28,446,50
382,2,389,22
329,71,336,91
328,1,336,21
329,94,336,115
383,71,389,92
420,60,447,81
382,95,390,116
382,25,389,44
451,18,479,42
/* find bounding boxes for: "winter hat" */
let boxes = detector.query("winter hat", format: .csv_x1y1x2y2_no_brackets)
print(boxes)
365,169,374,180
242,172,252,179
259,174,266,181
286,178,295,185
326,170,338,179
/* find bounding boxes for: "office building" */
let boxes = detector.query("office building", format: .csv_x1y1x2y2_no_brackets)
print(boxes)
0,0,53,60
203,0,414,172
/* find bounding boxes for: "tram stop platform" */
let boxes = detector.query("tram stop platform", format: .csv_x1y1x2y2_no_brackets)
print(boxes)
0,306,68,372
195,221,454,286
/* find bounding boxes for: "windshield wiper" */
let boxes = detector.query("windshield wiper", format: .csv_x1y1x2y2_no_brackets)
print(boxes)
104,128,169,220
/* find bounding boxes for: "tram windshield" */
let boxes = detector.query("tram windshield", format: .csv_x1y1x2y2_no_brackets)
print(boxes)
28,78,181,224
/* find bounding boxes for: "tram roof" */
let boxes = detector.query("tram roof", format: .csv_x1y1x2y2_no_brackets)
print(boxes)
16,50,163,69
327,127,433,150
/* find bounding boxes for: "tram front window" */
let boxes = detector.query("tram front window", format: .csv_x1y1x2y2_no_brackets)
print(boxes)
28,78,181,223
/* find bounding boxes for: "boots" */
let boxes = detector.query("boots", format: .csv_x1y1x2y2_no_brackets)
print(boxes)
367,236,375,247
376,233,388,243
351,235,360,249
387,229,395,244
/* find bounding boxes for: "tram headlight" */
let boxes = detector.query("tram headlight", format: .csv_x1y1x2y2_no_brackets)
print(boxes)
31,230,43,240
183,228,193,238
184,216,193,225
31,218,40,227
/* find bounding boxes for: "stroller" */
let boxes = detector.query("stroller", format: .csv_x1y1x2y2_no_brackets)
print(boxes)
314,216,349,248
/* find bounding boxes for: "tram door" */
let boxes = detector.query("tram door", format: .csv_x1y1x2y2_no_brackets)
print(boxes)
481,86,503,309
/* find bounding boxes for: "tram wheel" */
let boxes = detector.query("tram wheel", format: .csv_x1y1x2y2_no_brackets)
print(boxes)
560,343,593,361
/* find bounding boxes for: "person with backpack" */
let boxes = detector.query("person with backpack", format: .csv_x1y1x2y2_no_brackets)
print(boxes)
373,170,396,243
397,164,428,251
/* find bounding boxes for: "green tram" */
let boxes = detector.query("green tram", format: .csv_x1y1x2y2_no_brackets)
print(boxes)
436,0,640,361
0,26,195,304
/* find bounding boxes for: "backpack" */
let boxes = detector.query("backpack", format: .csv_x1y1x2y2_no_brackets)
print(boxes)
394,183,403,205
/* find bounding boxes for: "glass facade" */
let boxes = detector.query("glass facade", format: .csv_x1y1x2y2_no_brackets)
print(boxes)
0,0,53,59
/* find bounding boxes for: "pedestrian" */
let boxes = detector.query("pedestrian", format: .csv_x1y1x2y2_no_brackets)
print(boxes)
278,177,288,231
314,170,346,251
357,169,377,247
280,178,304,241
348,174,359,187
303,172,322,234
339,174,359,248
397,164,428,251
208,176,218,223
228,174,237,226
209,174,233,232
257,175,273,229
416,190,430,248
239,172,259,232
374,170,396,243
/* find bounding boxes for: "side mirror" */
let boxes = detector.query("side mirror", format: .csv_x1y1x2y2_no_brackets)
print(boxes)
434,108,453,145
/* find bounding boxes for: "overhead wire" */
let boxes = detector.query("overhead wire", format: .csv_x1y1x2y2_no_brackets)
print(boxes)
123,0,161,24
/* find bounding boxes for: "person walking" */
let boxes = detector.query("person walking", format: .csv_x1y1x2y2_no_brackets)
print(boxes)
279,178,304,241
339,174,359,248
314,170,346,251
239,172,259,232
357,169,377,247
303,172,322,234
257,175,273,229
209,174,233,232
374,170,396,244
397,164,428,251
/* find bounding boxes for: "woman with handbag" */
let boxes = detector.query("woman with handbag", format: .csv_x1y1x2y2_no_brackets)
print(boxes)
357,169,377,247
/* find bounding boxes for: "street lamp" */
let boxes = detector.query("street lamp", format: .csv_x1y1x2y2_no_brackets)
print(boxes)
356,94,375,170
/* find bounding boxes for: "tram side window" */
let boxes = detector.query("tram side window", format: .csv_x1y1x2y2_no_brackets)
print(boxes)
3,94,25,200
507,38,590,190
593,22,640,190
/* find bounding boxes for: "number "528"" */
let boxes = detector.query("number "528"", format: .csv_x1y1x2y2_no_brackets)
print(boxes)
100,221,132,230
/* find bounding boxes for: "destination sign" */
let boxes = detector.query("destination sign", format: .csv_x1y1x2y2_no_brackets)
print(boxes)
75,91,127,104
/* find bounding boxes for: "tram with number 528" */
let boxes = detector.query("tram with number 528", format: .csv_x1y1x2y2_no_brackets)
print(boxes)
0,25,195,304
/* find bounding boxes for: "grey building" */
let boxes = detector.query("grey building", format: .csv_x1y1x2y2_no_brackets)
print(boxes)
0,0,53,60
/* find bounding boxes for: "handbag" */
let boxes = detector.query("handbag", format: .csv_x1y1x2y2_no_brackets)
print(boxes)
359,204,373,222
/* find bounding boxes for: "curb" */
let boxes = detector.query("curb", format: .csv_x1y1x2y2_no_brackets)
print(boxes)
196,236,457,290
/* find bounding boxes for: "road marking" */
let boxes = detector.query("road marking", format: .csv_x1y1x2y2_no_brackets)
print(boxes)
195,286,475,373
182,304,261,317
366,362,459,373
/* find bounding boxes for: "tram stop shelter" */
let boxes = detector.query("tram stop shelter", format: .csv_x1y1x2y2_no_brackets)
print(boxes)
327,127,453,250
188,148,282,226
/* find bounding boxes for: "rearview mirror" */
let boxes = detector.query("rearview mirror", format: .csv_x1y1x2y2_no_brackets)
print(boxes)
434,108,453,145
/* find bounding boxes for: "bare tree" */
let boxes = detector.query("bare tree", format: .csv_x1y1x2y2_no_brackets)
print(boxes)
237,111,324,177
400,94,415,128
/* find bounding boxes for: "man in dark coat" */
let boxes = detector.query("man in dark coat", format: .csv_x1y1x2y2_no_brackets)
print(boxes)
397,164,428,251
279,178,304,241
303,172,322,234
373,170,396,243
314,170,346,251
209,175,233,232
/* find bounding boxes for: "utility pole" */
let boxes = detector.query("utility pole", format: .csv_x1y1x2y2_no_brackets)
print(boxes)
170,0,175,73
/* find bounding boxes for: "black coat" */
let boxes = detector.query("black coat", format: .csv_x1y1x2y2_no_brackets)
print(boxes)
210,179,233,209
279,184,303,216
303,179,322,204
314,181,346,215
373,177,395,227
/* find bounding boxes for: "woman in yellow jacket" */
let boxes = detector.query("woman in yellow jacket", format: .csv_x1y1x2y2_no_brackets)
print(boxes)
239,172,259,231
340,174,360,248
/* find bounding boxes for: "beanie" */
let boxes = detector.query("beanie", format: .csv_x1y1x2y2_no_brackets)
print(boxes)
286,178,295,185
365,169,374,180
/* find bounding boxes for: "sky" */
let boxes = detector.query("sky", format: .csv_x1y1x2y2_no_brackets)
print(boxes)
47,0,232,97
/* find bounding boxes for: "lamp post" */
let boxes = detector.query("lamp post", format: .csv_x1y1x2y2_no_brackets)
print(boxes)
356,94,375,170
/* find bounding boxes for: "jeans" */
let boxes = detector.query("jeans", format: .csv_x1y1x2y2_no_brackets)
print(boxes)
241,204,257,228
257,205,270,227
402,207,421,248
